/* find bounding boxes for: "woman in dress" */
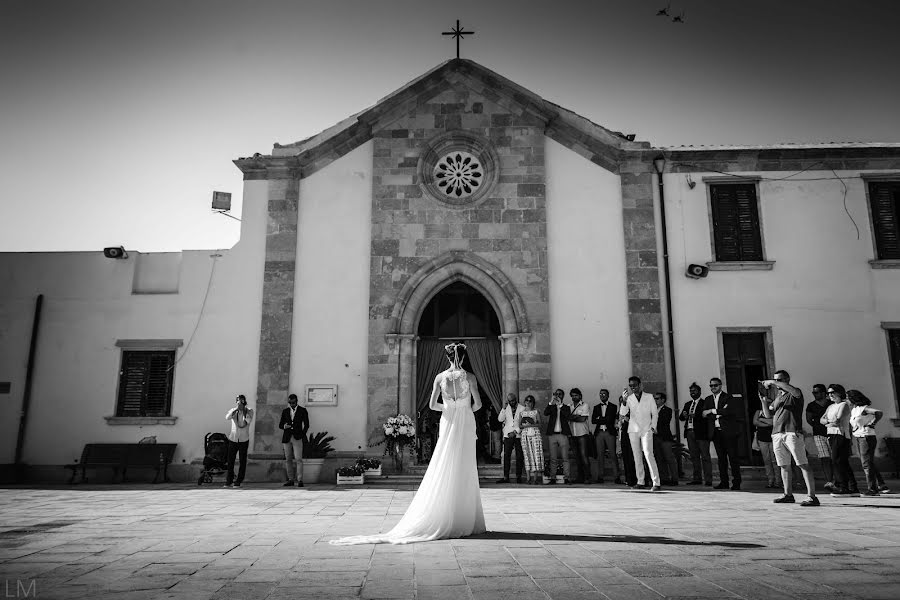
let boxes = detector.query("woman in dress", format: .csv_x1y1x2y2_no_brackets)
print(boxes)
519,395,544,484
331,342,486,544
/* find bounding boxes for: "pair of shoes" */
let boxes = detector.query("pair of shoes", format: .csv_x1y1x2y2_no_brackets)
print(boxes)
831,490,851,497
713,482,729,490
283,480,295,487
650,485,661,492
730,483,741,491
862,490,880,497
773,494,795,504
846,490,861,497
234,483,242,488
878,485,892,494
631,484,647,490
686,480,701,485
613,477,623,484
495,478,510,484
296,481,304,487
800,496,820,507
823,481,834,491
223,483,233,488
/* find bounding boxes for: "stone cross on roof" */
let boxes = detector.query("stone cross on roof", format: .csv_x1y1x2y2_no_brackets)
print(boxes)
442,20,474,59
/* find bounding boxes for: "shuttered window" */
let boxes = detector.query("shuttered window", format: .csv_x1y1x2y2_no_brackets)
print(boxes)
890,330,900,415
710,183,764,262
116,350,175,417
869,182,900,260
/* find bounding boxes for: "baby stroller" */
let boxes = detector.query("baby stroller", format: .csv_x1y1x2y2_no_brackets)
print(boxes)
197,432,229,485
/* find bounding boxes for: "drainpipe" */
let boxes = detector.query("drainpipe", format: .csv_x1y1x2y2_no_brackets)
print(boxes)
652,156,683,463
14,294,43,482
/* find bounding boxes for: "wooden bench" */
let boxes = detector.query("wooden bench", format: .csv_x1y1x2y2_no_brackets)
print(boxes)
65,443,177,484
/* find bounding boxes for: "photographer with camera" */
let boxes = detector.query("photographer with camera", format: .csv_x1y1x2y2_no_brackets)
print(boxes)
544,389,572,484
224,394,254,488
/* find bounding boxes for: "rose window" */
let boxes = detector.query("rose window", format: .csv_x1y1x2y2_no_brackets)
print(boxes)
433,151,483,198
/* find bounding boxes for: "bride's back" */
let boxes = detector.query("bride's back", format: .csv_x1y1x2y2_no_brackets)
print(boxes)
439,369,471,403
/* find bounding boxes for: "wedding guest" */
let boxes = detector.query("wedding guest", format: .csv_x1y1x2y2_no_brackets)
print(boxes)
569,388,591,484
224,394,254,488
496,393,525,484
519,395,544,484
703,377,741,491
618,393,637,486
620,376,662,491
279,393,309,487
592,389,621,484
752,406,781,489
545,389,572,484
820,384,859,497
760,371,819,507
680,382,712,485
806,383,835,491
654,392,679,486
848,389,890,496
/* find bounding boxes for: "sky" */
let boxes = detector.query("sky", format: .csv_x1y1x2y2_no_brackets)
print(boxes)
1,0,898,252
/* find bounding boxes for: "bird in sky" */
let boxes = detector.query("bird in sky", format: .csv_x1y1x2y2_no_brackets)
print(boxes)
656,3,670,17
672,11,686,23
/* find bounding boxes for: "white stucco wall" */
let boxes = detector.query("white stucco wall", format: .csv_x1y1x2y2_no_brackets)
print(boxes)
664,169,900,436
0,178,268,468
545,138,631,409
291,142,373,452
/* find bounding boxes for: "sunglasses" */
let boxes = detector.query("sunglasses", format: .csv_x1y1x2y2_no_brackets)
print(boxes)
709,383,721,387
628,383,640,388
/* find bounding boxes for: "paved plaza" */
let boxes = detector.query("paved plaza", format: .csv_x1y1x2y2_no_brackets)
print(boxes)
1,481,900,600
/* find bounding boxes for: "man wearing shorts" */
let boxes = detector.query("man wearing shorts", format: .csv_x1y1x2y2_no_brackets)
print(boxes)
759,370,820,507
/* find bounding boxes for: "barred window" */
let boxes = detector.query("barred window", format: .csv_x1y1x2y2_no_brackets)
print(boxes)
869,181,900,260
116,350,175,417
710,183,764,262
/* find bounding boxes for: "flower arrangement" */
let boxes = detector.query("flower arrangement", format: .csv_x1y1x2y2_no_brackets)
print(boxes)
336,464,366,477
371,414,417,471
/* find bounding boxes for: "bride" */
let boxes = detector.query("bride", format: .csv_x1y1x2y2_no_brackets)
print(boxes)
331,342,486,544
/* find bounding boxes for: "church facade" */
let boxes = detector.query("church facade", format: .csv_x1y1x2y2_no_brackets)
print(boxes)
2,59,899,480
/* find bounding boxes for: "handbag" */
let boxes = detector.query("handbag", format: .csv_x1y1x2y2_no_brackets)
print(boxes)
751,431,760,451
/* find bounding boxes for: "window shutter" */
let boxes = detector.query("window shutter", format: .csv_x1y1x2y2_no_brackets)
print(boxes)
711,184,763,262
869,182,900,260
117,350,174,417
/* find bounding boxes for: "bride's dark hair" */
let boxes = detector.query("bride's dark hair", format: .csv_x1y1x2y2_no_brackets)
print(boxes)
444,341,470,370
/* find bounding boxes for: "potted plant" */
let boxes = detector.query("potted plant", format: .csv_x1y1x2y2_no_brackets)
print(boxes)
356,457,382,477
336,463,365,485
301,431,335,483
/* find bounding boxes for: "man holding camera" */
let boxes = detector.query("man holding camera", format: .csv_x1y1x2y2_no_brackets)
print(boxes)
224,394,254,488
620,376,662,491
280,393,309,487
496,393,525,484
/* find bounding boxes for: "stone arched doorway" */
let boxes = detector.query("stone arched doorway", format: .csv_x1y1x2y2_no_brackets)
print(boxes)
385,251,531,423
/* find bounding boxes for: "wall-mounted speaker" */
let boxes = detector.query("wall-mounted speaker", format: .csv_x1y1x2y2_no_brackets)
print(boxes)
103,246,128,259
686,263,709,279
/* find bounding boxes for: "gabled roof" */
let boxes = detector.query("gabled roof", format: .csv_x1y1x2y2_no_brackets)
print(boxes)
234,58,650,179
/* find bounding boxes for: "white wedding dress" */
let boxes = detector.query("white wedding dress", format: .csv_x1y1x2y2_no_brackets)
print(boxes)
330,368,486,544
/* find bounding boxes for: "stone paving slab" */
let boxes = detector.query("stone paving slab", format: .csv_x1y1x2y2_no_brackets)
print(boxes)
0,481,899,599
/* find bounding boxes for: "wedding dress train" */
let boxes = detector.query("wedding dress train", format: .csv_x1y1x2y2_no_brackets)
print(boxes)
330,369,485,544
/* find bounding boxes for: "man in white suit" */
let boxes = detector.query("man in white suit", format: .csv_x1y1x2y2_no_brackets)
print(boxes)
619,376,661,491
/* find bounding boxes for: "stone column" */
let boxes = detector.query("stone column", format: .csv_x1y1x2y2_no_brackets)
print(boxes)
252,166,300,455
394,334,416,418
619,157,665,393
500,333,520,400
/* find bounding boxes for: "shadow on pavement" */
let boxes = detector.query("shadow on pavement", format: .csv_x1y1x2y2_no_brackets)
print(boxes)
470,531,763,547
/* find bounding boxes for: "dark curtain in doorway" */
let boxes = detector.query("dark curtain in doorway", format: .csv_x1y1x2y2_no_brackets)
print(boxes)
415,339,502,414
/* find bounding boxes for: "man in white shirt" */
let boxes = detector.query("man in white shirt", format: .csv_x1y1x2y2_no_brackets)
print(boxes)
224,394,254,488
619,376,661,491
569,388,591,484
496,393,525,484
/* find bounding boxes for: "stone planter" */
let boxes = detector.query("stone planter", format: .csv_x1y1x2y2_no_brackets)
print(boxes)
364,466,382,477
336,475,364,485
301,458,325,483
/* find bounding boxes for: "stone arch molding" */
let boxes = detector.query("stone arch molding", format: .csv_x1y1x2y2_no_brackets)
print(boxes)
387,250,530,338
